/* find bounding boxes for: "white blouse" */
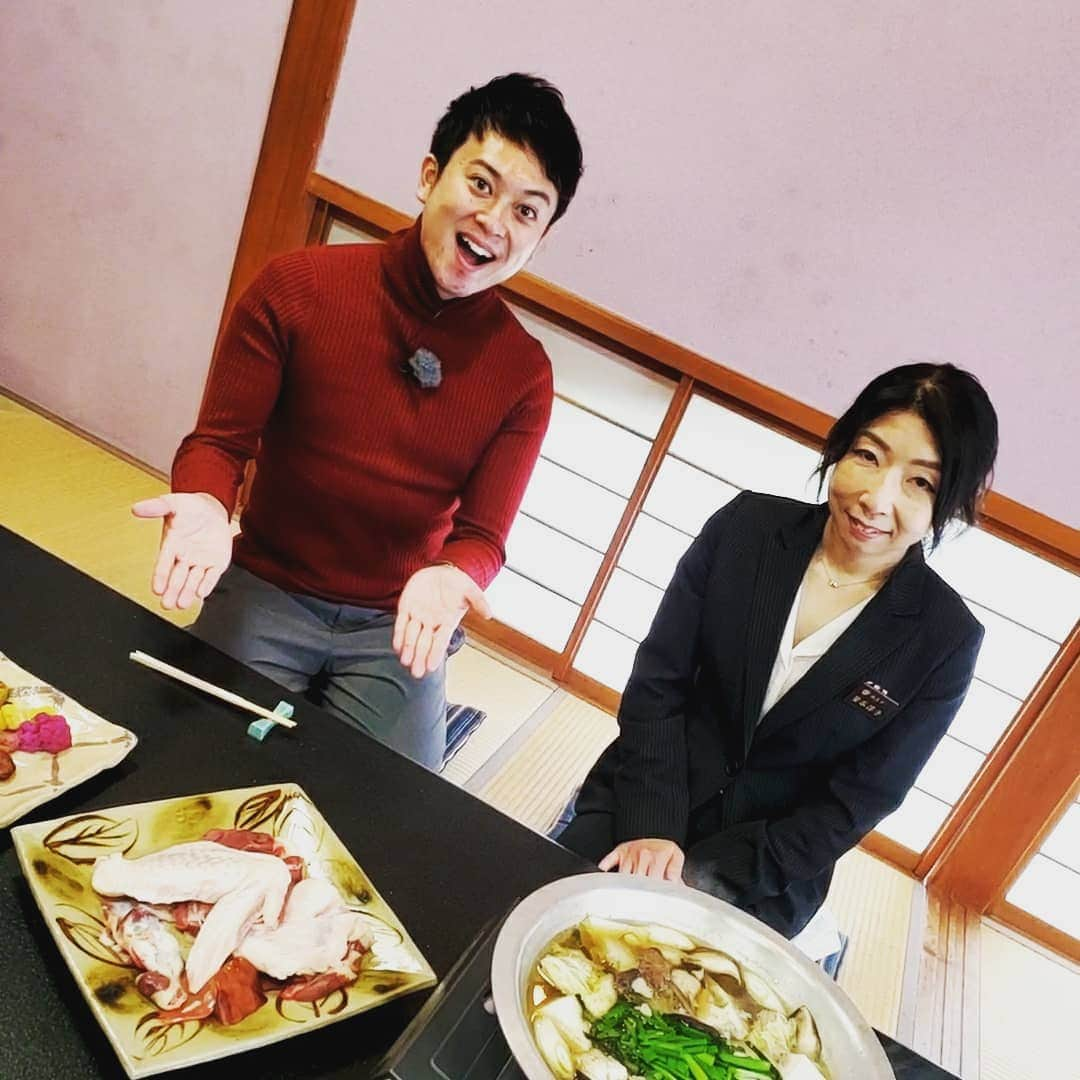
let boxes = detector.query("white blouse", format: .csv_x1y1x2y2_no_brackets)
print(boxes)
758,577,875,722
757,572,878,961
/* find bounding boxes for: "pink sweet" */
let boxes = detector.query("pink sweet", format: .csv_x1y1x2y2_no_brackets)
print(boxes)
15,713,73,754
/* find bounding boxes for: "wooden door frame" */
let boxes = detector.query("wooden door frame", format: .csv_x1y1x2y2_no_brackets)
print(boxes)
923,627,1079,961
213,0,356,356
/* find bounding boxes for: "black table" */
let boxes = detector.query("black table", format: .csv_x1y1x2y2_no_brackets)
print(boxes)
0,527,954,1078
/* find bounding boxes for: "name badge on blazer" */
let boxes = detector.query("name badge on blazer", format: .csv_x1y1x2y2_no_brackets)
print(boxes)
844,679,901,721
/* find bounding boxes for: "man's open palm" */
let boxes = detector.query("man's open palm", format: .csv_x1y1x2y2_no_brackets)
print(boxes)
132,492,233,610
393,564,492,678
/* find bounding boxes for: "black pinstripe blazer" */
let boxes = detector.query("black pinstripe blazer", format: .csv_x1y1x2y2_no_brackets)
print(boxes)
574,491,984,936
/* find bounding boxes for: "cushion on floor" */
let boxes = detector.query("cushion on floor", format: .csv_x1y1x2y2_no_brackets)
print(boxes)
443,703,485,766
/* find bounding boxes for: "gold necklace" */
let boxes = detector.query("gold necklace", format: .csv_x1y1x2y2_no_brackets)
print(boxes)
817,550,889,590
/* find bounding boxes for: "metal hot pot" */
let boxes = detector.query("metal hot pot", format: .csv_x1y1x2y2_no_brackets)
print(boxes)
490,873,894,1079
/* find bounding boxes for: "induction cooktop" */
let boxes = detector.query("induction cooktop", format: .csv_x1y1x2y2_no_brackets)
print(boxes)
374,914,523,1079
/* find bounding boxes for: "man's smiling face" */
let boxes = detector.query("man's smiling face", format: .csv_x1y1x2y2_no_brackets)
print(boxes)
417,131,558,299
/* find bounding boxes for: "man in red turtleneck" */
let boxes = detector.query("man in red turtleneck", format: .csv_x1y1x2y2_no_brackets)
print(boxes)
132,75,583,768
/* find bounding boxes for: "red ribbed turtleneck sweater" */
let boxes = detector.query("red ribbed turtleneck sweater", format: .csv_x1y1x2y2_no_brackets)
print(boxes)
172,222,553,609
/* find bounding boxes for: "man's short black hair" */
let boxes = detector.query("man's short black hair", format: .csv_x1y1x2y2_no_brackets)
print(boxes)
429,73,583,225
817,363,999,548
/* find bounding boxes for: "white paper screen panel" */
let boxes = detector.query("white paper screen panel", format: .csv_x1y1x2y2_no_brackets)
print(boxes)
1006,800,1080,940
490,306,676,649
326,220,381,245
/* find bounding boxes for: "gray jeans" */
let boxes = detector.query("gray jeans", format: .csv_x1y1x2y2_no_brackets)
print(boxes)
191,564,447,769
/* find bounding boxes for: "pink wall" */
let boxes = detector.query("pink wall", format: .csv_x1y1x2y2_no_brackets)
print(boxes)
318,1,1080,527
0,2,290,472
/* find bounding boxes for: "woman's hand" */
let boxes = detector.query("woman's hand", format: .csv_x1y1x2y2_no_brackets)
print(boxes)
599,838,686,881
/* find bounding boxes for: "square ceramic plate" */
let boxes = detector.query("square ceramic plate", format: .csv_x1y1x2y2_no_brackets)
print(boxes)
0,651,137,828
12,782,437,1077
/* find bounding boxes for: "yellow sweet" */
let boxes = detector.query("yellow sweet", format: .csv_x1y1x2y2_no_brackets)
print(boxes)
0,680,9,706
0,702,31,730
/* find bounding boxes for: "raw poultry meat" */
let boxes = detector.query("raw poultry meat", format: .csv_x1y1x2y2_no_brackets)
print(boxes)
91,832,374,1023
93,839,294,993
92,841,291,927
101,899,186,1010
237,877,373,980
185,880,270,993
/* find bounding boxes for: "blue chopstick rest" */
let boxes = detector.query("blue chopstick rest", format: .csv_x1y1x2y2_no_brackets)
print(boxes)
247,700,295,742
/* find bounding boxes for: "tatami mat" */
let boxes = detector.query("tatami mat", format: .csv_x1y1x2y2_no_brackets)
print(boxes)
979,922,1080,1080
443,642,555,784
478,693,618,834
825,847,915,1035
0,393,194,627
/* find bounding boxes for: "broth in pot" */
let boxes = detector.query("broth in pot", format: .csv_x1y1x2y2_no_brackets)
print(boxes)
526,916,828,1080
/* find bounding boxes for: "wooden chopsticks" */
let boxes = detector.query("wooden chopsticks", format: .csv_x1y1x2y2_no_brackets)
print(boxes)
129,650,297,728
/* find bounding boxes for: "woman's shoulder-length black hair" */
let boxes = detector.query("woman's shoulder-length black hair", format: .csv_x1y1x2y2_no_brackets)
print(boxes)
816,363,999,548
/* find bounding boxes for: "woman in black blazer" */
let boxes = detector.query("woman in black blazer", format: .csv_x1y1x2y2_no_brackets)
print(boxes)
558,363,999,938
